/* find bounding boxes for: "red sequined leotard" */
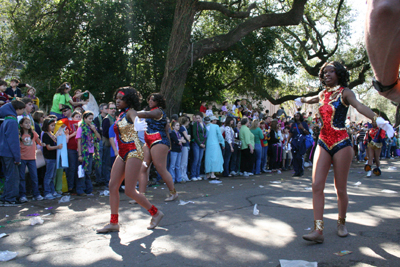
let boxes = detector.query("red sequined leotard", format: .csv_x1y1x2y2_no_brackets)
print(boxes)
367,127,386,149
317,86,352,157
113,109,144,161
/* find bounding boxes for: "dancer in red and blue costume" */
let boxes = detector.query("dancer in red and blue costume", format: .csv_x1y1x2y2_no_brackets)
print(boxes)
295,61,394,243
365,122,386,177
137,93,178,202
96,87,164,233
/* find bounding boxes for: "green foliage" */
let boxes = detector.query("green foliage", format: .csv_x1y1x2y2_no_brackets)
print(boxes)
2,0,368,114
3,0,174,109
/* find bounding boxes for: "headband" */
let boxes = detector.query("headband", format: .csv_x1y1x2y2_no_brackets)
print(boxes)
118,91,125,96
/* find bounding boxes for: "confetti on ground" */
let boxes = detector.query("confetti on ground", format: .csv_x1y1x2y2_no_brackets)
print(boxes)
334,250,352,256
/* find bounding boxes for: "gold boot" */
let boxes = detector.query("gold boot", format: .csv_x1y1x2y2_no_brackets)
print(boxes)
165,189,178,202
302,220,324,243
337,216,348,237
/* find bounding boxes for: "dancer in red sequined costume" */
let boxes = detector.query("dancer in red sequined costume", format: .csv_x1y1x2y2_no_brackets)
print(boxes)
365,122,386,177
96,87,163,233
137,93,178,202
295,62,379,243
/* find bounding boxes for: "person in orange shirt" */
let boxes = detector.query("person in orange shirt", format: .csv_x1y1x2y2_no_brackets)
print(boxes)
18,117,45,202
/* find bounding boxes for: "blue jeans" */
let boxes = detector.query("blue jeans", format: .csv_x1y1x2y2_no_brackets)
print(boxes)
19,160,40,198
230,144,241,173
223,142,233,176
358,142,365,161
169,151,182,183
253,143,262,174
0,157,19,202
77,154,93,194
101,144,111,183
292,151,304,175
191,142,204,178
50,111,63,120
95,141,103,183
44,159,57,196
261,146,268,171
180,146,189,181
67,149,79,190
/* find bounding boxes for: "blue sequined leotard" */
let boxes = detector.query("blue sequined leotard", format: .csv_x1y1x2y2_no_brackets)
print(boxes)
144,107,170,148
317,86,352,157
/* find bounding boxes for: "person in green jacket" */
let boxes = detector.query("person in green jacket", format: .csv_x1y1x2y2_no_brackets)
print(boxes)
239,118,255,177
250,119,264,174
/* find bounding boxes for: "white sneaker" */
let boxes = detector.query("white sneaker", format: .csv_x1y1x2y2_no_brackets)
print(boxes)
248,172,254,176
53,192,62,198
243,172,249,177
239,172,244,176
197,177,203,181
230,171,237,176
265,170,272,173
32,195,44,201
277,170,282,174
44,194,55,200
191,177,198,181
366,171,372,177
20,196,28,203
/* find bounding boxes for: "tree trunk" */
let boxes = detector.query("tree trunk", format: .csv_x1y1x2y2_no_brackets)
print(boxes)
160,0,197,116
160,0,308,116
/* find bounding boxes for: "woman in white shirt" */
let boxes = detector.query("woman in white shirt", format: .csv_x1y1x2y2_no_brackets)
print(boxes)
222,117,235,177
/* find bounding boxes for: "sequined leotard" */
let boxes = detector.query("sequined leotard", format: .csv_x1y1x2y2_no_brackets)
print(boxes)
113,109,144,161
367,127,386,149
317,86,352,157
144,107,170,148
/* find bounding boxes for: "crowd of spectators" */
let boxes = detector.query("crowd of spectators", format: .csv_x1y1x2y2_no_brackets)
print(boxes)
0,80,399,206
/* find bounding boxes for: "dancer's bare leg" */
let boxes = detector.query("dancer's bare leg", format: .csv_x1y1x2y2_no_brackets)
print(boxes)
311,146,331,234
332,146,353,219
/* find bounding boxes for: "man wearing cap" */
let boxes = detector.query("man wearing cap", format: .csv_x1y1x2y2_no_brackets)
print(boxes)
58,104,81,193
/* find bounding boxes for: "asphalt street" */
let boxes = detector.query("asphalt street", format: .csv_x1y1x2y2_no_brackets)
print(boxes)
1,159,400,267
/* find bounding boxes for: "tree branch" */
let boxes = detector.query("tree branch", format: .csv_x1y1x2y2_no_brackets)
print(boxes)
193,0,308,60
348,64,370,89
197,1,257,18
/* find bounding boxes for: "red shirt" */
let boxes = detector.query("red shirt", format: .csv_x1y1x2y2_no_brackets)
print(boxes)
0,92,9,107
200,105,207,113
59,118,80,150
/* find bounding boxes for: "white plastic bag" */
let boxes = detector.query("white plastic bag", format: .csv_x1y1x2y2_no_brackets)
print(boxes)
82,93,99,118
78,165,85,179
253,204,259,215
30,217,44,226
0,251,18,262
59,196,71,203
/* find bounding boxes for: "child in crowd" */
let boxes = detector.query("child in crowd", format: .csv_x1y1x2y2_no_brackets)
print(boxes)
26,87,40,108
76,111,100,196
260,121,270,173
72,89,89,108
0,80,9,107
108,122,118,168
18,117,45,202
205,104,213,117
18,98,35,130
282,126,292,170
0,100,26,206
169,121,185,183
199,101,207,114
42,118,63,200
